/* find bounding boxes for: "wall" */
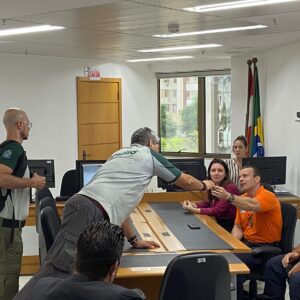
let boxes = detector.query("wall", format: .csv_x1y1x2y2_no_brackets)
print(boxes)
0,53,156,196
231,42,300,195
1,48,299,196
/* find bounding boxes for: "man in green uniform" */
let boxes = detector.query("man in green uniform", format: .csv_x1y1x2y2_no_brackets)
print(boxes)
0,108,46,300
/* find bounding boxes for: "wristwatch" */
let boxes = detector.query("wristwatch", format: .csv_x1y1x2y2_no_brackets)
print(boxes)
228,194,235,202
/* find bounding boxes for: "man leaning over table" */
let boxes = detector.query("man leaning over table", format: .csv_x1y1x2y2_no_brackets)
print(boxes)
17,126,215,294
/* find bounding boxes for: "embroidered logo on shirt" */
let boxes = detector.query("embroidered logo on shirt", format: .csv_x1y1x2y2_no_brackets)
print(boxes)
1,149,12,159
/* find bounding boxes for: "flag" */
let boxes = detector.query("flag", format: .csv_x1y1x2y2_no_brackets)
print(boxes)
245,60,254,155
250,58,264,157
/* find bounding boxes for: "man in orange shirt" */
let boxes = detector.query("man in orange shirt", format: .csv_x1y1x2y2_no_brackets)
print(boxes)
211,165,282,300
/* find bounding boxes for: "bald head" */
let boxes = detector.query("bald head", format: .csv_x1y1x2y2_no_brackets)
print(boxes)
3,108,27,129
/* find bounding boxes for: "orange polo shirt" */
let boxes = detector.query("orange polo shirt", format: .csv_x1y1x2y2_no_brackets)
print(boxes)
235,185,282,244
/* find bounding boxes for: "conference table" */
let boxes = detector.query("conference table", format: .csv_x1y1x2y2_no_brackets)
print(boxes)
113,193,251,300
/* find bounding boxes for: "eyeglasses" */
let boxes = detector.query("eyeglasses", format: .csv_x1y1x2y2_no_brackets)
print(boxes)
23,121,32,129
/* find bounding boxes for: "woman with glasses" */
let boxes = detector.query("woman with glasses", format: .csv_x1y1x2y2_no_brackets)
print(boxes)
182,158,239,232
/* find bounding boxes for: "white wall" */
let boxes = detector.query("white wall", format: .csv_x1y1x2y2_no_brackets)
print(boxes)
1,47,299,197
231,43,300,195
0,53,156,196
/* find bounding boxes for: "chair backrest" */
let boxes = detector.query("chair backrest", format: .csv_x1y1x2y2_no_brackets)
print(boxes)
40,206,61,251
39,196,61,226
35,186,53,204
35,187,54,232
60,169,78,197
159,253,231,300
279,202,297,253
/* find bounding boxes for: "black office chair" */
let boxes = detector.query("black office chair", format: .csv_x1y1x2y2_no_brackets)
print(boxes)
38,197,61,263
248,202,297,298
159,252,231,300
59,169,78,199
39,196,61,226
40,206,61,252
35,187,54,232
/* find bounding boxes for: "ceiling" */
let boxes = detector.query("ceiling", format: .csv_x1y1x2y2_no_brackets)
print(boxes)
1,0,300,63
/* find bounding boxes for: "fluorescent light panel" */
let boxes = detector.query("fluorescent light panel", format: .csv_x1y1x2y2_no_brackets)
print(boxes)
126,56,194,63
0,25,65,37
138,44,221,52
153,25,267,38
184,0,295,13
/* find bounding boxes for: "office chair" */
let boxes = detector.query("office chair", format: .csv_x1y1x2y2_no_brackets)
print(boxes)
248,202,297,299
35,187,54,232
40,206,61,252
39,196,61,226
159,252,231,300
59,169,78,199
38,197,61,263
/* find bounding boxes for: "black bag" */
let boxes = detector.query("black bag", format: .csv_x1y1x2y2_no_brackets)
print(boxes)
0,140,28,211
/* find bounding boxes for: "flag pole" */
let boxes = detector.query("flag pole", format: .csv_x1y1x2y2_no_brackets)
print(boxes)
245,59,253,137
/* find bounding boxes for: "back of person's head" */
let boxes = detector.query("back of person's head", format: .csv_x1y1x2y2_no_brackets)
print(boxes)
207,158,230,186
131,127,159,146
75,221,125,281
233,135,248,148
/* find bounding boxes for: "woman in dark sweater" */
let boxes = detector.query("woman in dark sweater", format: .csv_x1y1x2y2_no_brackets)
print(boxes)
182,158,239,232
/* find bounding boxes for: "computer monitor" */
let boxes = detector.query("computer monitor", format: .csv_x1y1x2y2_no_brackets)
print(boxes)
242,156,287,185
27,159,55,188
76,160,106,189
158,158,206,191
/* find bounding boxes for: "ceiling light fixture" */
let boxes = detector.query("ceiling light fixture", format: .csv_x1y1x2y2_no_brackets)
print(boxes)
138,44,221,52
153,25,267,38
0,25,65,37
184,0,295,13
126,56,194,63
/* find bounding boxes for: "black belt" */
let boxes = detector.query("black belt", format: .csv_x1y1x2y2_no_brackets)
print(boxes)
83,195,110,221
1,218,26,228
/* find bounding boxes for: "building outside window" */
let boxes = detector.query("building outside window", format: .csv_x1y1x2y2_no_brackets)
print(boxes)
158,71,231,156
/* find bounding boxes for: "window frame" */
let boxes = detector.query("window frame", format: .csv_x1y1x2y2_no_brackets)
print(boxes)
157,70,231,159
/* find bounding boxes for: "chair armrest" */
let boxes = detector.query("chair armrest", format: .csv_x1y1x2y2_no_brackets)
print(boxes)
252,246,282,257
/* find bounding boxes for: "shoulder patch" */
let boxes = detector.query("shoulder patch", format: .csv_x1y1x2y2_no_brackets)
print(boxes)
1,149,13,159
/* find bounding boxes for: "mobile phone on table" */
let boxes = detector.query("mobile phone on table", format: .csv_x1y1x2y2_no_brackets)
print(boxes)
188,223,201,229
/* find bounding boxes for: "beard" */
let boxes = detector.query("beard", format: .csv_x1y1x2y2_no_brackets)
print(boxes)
20,130,29,140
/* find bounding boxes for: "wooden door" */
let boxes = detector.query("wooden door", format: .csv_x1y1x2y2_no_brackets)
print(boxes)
77,77,122,160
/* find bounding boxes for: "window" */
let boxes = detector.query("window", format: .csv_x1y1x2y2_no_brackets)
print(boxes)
158,71,231,156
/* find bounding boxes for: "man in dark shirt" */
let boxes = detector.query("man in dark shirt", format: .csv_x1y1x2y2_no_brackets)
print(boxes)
14,221,145,300
0,108,46,300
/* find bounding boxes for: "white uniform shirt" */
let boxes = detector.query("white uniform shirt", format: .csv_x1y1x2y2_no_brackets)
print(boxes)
80,145,181,225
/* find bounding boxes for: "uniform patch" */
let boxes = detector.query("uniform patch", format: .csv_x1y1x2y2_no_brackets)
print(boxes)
1,149,12,159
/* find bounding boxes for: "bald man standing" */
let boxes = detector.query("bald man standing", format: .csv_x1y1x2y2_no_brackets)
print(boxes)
0,108,46,300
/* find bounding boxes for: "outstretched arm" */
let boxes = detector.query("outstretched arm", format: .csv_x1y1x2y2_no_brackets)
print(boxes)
174,173,215,191
121,218,159,249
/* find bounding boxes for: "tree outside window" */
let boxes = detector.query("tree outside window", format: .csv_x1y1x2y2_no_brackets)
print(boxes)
159,71,231,156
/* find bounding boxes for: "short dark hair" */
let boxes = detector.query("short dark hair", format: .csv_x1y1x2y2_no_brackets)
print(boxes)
75,221,125,280
131,127,159,146
234,135,248,148
241,165,261,178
